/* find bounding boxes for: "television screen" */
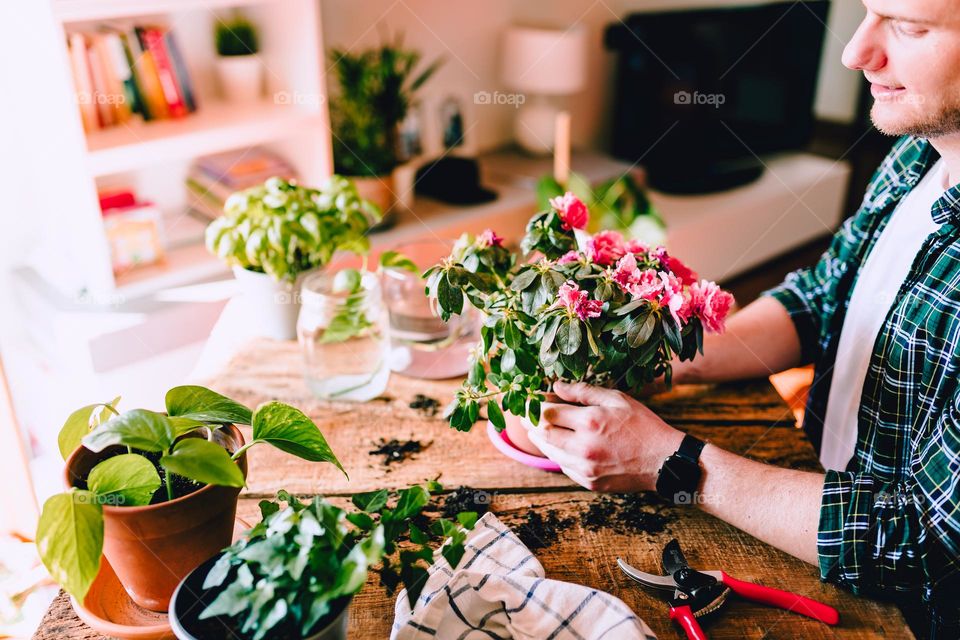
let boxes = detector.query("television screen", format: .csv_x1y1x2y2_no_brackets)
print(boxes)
605,1,830,193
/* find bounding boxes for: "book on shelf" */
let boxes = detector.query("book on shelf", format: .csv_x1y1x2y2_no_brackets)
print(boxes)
185,147,297,220
66,21,197,131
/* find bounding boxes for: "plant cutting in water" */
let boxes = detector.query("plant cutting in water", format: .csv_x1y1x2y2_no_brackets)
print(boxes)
37,386,344,602
194,484,476,640
425,192,734,431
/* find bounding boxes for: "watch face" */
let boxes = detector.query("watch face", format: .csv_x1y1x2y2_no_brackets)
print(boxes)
656,456,702,505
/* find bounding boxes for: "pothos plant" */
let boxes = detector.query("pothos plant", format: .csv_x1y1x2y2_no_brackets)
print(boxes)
37,386,344,602
198,484,476,640
425,192,735,432
205,176,380,282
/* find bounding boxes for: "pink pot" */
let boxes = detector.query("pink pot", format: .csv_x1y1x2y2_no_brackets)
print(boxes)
503,412,546,458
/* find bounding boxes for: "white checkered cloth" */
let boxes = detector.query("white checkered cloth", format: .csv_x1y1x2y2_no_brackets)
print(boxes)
391,512,657,640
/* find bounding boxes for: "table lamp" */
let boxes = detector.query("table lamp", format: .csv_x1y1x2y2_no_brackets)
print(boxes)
501,25,586,155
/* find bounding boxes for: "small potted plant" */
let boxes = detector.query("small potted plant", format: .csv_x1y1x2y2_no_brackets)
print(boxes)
425,193,734,456
36,385,345,612
214,14,262,103
328,36,442,215
205,176,380,340
169,484,477,640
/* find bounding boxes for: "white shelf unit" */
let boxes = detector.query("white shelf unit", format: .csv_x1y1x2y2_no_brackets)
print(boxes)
24,0,333,302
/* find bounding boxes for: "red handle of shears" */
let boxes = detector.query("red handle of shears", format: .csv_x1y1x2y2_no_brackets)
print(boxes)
669,605,708,640
720,572,840,625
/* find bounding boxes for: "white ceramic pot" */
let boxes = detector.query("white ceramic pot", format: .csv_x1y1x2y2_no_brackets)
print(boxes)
233,266,316,341
216,55,263,103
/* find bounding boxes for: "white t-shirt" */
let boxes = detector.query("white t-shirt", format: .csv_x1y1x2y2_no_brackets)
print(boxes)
820,159,950,471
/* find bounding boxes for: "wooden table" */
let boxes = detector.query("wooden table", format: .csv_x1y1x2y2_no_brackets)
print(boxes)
35,339,914,639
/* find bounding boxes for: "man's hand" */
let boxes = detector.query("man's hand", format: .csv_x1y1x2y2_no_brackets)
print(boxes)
527,381,684,492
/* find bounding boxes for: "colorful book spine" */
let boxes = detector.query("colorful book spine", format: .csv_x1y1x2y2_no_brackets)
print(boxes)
163,30,197,113
125,26,169,120
67,32,99,132
137,26,188,118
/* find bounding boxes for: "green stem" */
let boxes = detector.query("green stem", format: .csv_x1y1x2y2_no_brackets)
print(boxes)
231,440,261,461
164,468,173,502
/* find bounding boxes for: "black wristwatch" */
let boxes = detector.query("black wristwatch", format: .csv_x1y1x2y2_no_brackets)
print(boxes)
655,434,706,505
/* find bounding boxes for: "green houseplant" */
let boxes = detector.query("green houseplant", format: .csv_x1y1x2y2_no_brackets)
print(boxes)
37,385,344,612
214,14,262,103
169,485,477,640
328,36,442,214
205,175,380,340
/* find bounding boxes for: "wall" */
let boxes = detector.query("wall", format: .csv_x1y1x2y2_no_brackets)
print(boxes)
320,0,866,154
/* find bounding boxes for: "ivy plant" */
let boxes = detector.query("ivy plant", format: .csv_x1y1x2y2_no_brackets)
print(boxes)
37,385,345,603
425,193,735,432
198,484,476,640
205,176,380,283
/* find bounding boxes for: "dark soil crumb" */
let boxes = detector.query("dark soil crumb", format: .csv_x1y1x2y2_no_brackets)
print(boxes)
440,486,492,519
513,510,575,551
409,394,441,417
369,438,430,465
582,493,672,536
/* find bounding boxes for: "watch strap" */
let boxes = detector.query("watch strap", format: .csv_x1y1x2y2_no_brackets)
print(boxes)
676,434,706,465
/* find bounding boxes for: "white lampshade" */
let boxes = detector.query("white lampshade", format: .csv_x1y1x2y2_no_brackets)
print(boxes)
501,26,587,95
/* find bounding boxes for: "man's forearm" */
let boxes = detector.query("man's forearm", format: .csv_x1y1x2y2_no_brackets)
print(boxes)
696,442,823,566
675,296,804,384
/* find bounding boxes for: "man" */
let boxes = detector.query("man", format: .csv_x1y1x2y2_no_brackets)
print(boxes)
529,0,960,634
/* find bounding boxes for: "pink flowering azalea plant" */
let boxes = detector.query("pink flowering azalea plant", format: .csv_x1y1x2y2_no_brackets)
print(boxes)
424,192,734,432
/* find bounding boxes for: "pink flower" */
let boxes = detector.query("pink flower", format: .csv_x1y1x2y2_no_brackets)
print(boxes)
586,230,626,266
557,250,581,265
666,255,698,286
688,279,734,333
659,272,689,327
624,239,649,255
612,254,662,301
555,281,603,320
477,228,503,248
549,192,589,230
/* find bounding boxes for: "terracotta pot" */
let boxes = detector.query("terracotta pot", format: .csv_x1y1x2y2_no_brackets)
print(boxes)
503,412,545,458
64,426,248,613
170,553,351,640
350,174,394,215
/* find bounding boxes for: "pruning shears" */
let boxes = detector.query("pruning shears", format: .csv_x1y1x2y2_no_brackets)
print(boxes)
617,539,840,640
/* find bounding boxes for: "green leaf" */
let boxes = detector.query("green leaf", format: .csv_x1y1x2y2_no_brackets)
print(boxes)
388,485,430,522
379,250,420,274
487,399,506,431
500,348,516,372
346,511,376,530
36,491,103,601
160,438,246,488
504,321,523,350
58,398,120,460
251,402,345,476
457,512,478,529
527,398,541,426
436,272,463,318
87,454,161,506
82,409,174,453
165,386,253,425
169,417,209,438
557,318,582,355
627,313,656,348
509,269,538,292
352,489,388,513
663,315,683,353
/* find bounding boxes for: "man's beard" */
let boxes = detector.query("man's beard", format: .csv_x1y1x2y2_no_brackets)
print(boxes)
872,99,960,138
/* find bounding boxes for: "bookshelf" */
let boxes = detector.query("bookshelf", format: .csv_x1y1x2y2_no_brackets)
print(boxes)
24,0,333,302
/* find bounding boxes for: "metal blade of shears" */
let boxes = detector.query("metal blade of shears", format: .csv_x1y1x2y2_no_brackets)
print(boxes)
617,558,678,591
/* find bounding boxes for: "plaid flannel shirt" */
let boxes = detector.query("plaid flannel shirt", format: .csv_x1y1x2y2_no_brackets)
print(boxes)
763,136,960,599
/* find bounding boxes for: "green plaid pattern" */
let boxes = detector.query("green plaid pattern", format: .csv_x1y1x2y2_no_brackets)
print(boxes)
763,136,960,598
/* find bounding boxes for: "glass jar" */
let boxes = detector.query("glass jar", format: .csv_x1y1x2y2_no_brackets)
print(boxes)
381,239,477,379
297,270,390,401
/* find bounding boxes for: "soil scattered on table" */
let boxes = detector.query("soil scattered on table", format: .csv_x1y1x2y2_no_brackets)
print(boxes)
440,485,492,519
582,493,673,536
409,394,441,417
514,510,575,551
369,438,431,466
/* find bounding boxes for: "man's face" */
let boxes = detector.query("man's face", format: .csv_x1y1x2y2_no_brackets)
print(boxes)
844,0,960,138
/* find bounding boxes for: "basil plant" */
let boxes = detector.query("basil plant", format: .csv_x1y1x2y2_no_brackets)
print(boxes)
37,385,345,602
205,176,381,282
